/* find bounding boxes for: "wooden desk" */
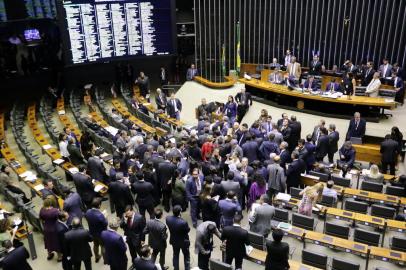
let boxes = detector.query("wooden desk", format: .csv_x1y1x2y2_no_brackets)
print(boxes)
353,143,381,164
370,246,406,264
56,98,82,141
343,188,401,206
194,76,236,89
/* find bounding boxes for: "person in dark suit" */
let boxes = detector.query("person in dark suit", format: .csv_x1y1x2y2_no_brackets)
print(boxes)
109,173,134,217
302,76,317,92
101,217,128,270
67,139,85,166
235,88,253,122
221,214,249,270
55,212,71,270
361,61,375,86
155,88,167,111
315,127,329,162
157,159,178,212
286,151,305,192
165,205,190,270
63,191,83,225
241,134,260,163
393,72,405,105
132,245,158,270
186,64,199,81
73,165,96,209
346,112,366,140
159,67,168,86
0,240,32,270
185,168,204,228
218,191,241,227
279,142,292,170
87,154,107,184
143,208,168,269
166,92,182,120
136,71,150,98
327,124,340,163
280,119,292,144
64,217,93,270
308,55,322,75
304,135,316,171
194,221,221,270
265,229,290,270
379,58,393,78
339,141,356,169
380,134,399,175
85,198,107,263
121,206,146,262
325,78,341,92
288,115,301,151
132,171,155,218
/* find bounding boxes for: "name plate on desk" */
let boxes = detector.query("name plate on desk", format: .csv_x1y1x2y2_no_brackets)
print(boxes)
390,252,402,258
353,244,365,251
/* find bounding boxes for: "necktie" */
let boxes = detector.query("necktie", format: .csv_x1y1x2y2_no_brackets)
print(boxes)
383,65,387,77
127,216,132,228
331,84,334,91
355,121,359,129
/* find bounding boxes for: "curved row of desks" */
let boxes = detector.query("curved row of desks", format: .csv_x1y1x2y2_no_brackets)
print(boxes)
193,75,237,89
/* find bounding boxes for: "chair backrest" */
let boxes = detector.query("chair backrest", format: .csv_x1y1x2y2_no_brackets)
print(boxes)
331,175,351,187
274,208,289,222
302,249,328,270
344,200,368,214
385,185,405,197
391,236,406,252
209,259,233,270
325,222,350,239
290,187,303,199
361,181,383,193
332,257,360,270
309,171,330,182
22,206,43,233
320,195,335,207
292,213,315,230
370,204,396,219
248,231,265,250
353,228,380,246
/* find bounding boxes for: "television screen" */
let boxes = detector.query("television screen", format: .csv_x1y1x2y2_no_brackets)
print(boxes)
24,28,41,41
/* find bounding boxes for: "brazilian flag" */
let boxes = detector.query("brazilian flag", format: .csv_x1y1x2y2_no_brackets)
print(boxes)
236,21,241,74
221,43,226,77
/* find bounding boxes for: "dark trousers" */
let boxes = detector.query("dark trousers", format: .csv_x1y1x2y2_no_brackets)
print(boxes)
198,252,211,270
328,151,336,164
381,161,396,175
139,204,155,219
127,240,141,262
93,237,104,260
115,205,125,218
151,246,166,268
72,258,92,270
189,198,200,226
172,245,190,270
62,256,72,270
162,188,172,211
110,263,127,270
225,254,243,270
237,105,248,122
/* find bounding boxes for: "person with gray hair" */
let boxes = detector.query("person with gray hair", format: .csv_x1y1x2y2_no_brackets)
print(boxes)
279,141,291,169
249,194,275,236
230,139,243,159
328,123,340,163
194,221,221,270
101,217,128,270
267,155,286,198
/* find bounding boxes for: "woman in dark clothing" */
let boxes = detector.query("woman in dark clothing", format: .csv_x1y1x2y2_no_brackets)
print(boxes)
200,184,220,227
341,72,356,96
391,126,404,160
223,95,238,125
142,160,160,206
39,198,61,261
79,131,94,160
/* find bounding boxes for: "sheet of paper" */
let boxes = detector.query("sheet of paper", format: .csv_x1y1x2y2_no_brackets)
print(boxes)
19,171,33,178
25,174,37,182
53,159,65,165
105,126,119,136
34,184,44,191
275,193,291,202
94,184,104,192
42,144,52,150
68,167,79,174
58,110,65,115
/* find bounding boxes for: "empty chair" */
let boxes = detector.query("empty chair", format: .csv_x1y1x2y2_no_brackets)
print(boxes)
209,259,233,270
273,208,289,223
344,200,368,214
320,195,336,207
331,175,351,187
290,187,303,199
360,180,383,193
309,171,330,182
390,236,406,252
324,222,350,239
292,213,315,230
332,257,360,270
248,231,265,250
353,228,380,246
302,249,328,270
386,185,405,197
370,204,396,219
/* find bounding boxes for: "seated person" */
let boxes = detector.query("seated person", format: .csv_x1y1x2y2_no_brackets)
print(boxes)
390,175,406,197
363,164,384,183
322,180,338,201
111,108,123,123
302,76,317,92
269,58,281,69
338,141,356,169
392,72,405,105
268,68,283,84
365,72,381,97
284,74,297,88
325,78,341,92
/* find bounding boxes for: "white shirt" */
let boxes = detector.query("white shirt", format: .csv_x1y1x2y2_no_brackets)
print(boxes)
365,78,381,97
59,140,70,157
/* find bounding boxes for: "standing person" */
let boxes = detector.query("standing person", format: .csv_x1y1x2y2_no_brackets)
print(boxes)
286,152,305,192
223,95,238,125
63,191,83,225
171,171,188,211
73,165,96,210
380,134,399,175
67,138,84,166
155,88,167,111
391,126,404,160
121,206,146,262
365,72,381,97
248,174,267,209
265,229,290,270
288,115,301,150
132,171,155,219
108,173,134,217
186,64,199,81
195,221,221,270
39,198,61,261
200,185,220,227
136,71,150,98
327,124,340,164
55,211,71,270
235,88,252,122
249,194,275,237
298,183,324,216
315,127,329,162
0,240,32,270
157,157,178,212
393,72,405,105
160,67,168,86
87,152,108,184
186,167,203,228
59,133,70,162
218,191,241,227
80,131,94,160
166,92,182,120
221,214,249,270
133,245,158,270
267,155,286,198
166,205,191,270
85,198,108,263
342,72,356,96
101,217,128,270
143,208,168,270
64,217,93,270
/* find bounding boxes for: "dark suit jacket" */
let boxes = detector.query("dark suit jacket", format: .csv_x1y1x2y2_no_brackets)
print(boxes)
279,150,292,169
165,215,190,248
155,93,167,111
0,246,32,270
157,162,177,189
133,257,158,270
56,221,69,256
144,218,168,250
328,131,340,154
309,60,322,75
221,225,249,258
121,213,146,248
108,181,134,209
316,135,329,159
85,208,108,238
288,121,301,147
361,68,375,86
286,159,305,186
73,172,96,204
166,98,182,118
380,139,399,163
101,229,128,268
346,118,366,140
235,92,253,107
280,126,291,142
132,180,154,207
326,82,341,92
265,240,290,270
242,140,260,163
64,227,93,262
67,144,84,166
87,156,107,183
339,146,356,168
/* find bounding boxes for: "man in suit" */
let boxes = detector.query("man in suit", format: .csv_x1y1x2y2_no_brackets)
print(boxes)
166,92,182,120
56,212,71,270
73,165,96,209
304,135,316,171
327,124,340,164
249,194,275,236
393,72,405,105
218,191,241,227
0,240,32,270
260,133,280,160
339,141,356,169
221,214,249,270
67,138,84,166
361,61,375,86
309,55,322,75
186,168,204,228
277,113,290,129
159,67,168,86
85,198,108,263
109,172,134,217
157,158,178,212
303,76,317,92
41,178,59,203
315,127,329,162
392,63,404,79
379,58,393,77
155,88,167,111
242,134,260,163
286,56,301,81
288,115,301,151
143,208,168,269
286,151,305,192
101,217,128,270
342,60,358,73
136,71,150,98
65,217,93,270
267,155,286,197
63,191,83,225
380,134,399,175
296,139,309,170
365,72,381,97
133,245,158,270
196,98,209,119
279,142,292,170
265,229,290,270
346,112,366,140
269,58,281,69
220,171,241,198
280,119,291,144
132,171,155,218
121,206,146,261
268,68,283,83
166,205,191,270
325,78,341,92
284,50,293,67
87,152,107,184
195,221,221,270
186,64,199,81
235,87,253,122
